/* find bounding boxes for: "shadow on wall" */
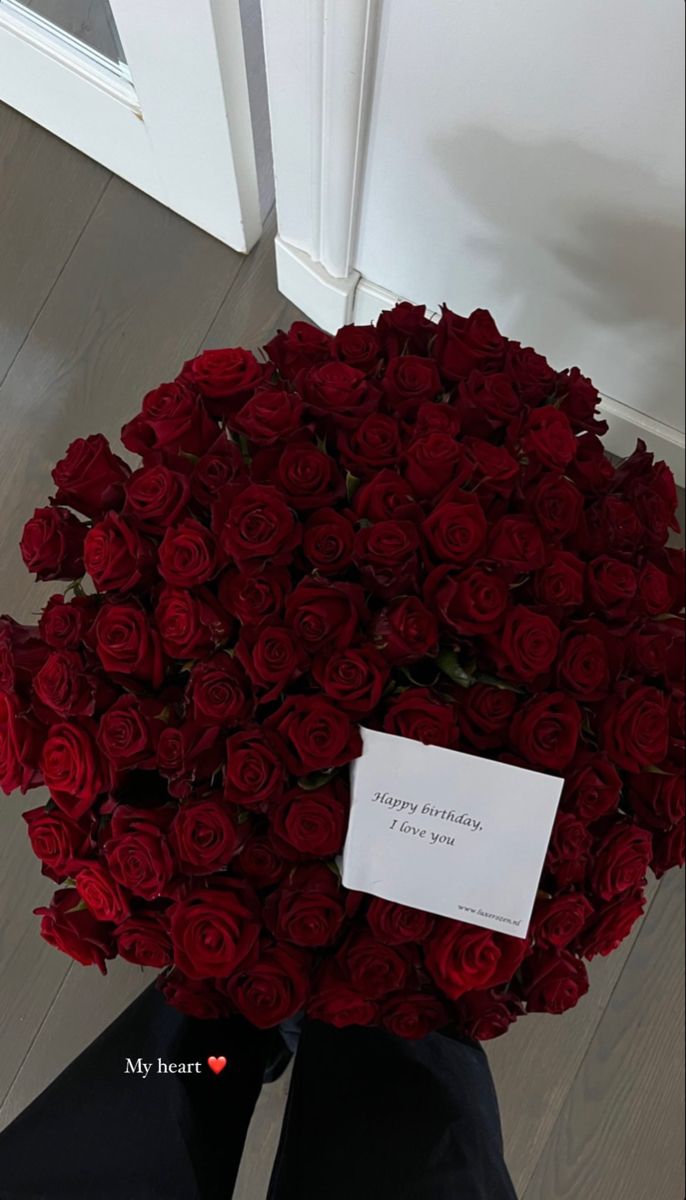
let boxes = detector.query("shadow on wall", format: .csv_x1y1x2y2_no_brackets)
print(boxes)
431,126,684,414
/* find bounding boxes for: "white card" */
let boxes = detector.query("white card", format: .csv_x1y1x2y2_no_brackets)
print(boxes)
341,727,564,939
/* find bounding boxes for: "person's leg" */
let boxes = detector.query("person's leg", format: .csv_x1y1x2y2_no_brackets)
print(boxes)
267,1020,518,1200
0,984,278,1200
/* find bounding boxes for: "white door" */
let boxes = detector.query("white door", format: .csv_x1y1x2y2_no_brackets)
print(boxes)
0,0,263,250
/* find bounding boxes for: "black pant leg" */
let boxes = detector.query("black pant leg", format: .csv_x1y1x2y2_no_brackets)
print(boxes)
267,1020,518,1200
0,984,276,1200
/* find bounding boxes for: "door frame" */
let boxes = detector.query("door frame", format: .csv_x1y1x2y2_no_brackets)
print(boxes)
0,0,262,249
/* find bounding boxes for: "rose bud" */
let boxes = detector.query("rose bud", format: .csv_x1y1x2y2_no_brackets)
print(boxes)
333,323,382,372
434,306,506,381
51,433,130,518
302,508,355,576
158,518,218,588
168,878,260,979
590,821,652,902
35,888,115,973
455,988,524,1041
95,601,166,687
381,355,442,418
265,320,333,376
532,893,594,951
20,506,86,581
311,644,389,716
230,388,304,446
269,782,348,859
425,920,527,1001
169,795,245,875
115,913,172,969
122,379,218,459
307,970,378,1028
266,695,361,776
40,718,111,819
224,728,285,808
105,805,175,900
236,625,307,702
601,683,669,773
186,653,253,727
181,347,265,416
123,464,191,532
337,931,410,999
372,596,439,665
0,693,43,795
576,888,646,960
521,949,589,1015
383,688,457,749
39,593,97,650
227,939,311,1028
155,587,231,661
381,992,449,1040
156,970,231,1020
190,432,247,507
74,862,130,923
264,865,347,948
213,483,300,566
23,804,90,882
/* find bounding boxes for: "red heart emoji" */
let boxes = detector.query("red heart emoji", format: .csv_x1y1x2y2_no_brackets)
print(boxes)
207,1056,227,1075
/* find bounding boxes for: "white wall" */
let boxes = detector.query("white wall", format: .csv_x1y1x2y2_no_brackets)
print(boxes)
354,0,684,436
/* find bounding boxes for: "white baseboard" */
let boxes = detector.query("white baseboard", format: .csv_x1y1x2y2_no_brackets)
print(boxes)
274,237,359,332
277,252,685,486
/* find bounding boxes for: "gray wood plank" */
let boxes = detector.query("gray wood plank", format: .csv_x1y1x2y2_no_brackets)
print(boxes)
523,869,685,1200
487,881,662,1195
233,1067,292,1200
0,174,246,1112
0,103,109,383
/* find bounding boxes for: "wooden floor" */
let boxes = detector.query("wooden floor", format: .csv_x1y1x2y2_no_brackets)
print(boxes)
0,103,684,1200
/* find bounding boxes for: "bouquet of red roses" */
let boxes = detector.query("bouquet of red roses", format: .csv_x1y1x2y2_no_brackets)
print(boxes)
1,302,683,1041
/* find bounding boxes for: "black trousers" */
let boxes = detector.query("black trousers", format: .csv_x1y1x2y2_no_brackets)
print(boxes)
0,986,517,1200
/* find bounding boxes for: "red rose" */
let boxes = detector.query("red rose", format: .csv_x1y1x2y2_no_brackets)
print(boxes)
0,616,46,701
382,992,448,1039
284,578,363,652
405,434,466,499
75,862,130,923
464,438,518,497
333,323,382,372
84,514,152,593
190,433,247,507
487,515,546,573
495,606,560,682
169,795,243,874
155,587,231,661
527,474,583,541
224,728,285,808
545,812,593,887
636,562,676,617
182,347,265,415
366,898,434,945
270,782,348,859
601,684,669,772
265,321,333,376
95,601,165,686
307,975,378,1028
587,556,637,617
186,654,253,727
628,772,685,832
300,362,378,427
213,483,300,565
338,413,403,476
115,913,171,968
302,509,355,576
266,441,345,510
504,344,557,403
532,893,593,950
228,940,311,1027
157,723,223,798
576,888,646,959
425,920,527,1000
337,931,410,998
555,629,611,700
39,593,96,650
561,754,622,822
422,497,487,565
511,693,581,771
456,988,523,1041
20,506,85,581
238,833,286,888
459,684,518,751
157,971,230,1020
158,519,218,587
264,864,347,947
457,371,521,434
353,470,419,523
568,431,615,493
521,406,577,470
52,434,130,518
354,521,419,596
534,551,585,610
382,356,442,417
0,693,42,794
218,567,291,627
168,878,260,979
34,651,99,717
376,302,433,357
237,625,306,701
23,804,90,882
41,719,111,819
231,388,304,445
35,888,114,972
105,806,174,900
312,644,389,715
267,695,361,776
425,564,509,636
97,695,163,768
522,949,589,1014
557,367,606,434
383,688,457,748
434,307,506,381
121,379,218,459
372,597,439,665
591,821,652,901
650,824,684,877
123,464,190,532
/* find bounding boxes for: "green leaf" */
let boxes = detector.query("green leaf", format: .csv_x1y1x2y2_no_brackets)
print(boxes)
297,769,338,791
436,649,474,688
345,472,361,501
